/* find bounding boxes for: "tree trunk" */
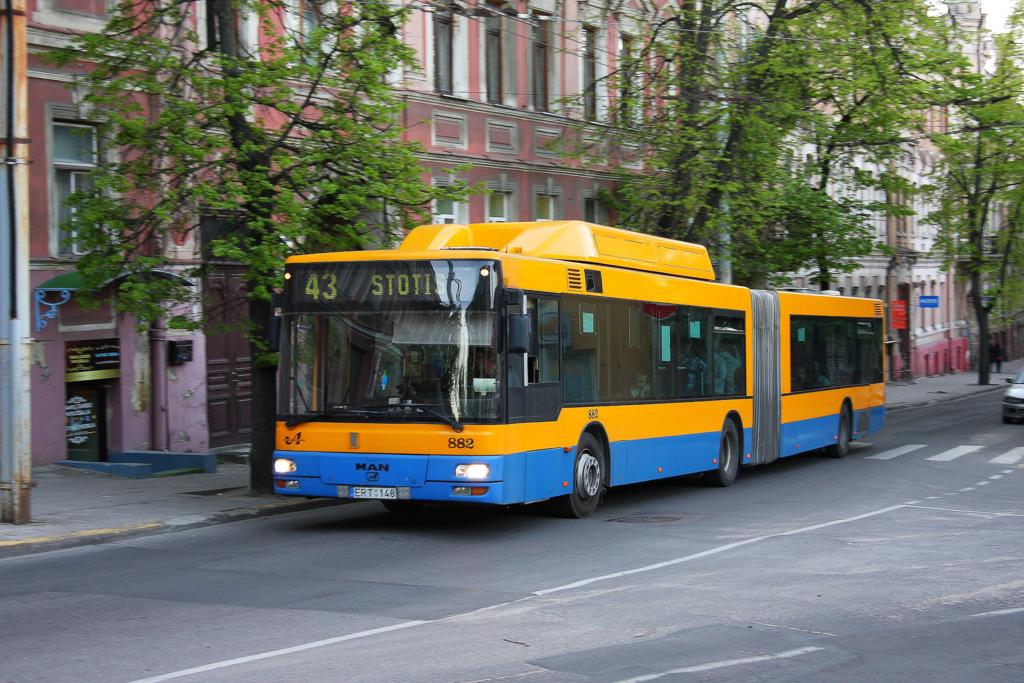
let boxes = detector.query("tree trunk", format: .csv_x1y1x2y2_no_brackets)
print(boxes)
971,274,991,386
248,295,276,493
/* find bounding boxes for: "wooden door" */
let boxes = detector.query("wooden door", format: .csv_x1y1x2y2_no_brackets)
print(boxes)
204,267,253,448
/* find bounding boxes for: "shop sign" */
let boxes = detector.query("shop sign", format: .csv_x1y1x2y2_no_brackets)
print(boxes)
65,338,121,382
890,300,907,330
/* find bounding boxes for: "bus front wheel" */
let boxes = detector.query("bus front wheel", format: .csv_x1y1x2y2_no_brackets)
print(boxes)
555,433,606,518
704,419,740,487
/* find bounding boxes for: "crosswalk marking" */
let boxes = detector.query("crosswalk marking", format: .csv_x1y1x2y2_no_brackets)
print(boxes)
990,447,1024,465
927,445,983,461
866,444,926,460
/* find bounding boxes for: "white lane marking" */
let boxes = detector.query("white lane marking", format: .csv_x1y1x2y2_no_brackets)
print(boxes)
534,504,907,596
976,481,990,486
971,607,1024,617
865,444,926,460
1003,469,1016,474
905,505,1024,518
927,445,983,462
959,487,976,492
612,646,825,683
750,621,836,637
990,447,1024,465
129,503,909,682
127,621,428,683
989,475,1004,480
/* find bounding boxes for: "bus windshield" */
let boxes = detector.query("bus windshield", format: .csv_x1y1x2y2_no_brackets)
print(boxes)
280,260,501,426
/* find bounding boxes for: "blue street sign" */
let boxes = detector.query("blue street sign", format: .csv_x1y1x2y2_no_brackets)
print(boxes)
918,295,940,308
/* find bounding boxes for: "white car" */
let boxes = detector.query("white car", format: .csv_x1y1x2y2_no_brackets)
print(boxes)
1004,368,1024,424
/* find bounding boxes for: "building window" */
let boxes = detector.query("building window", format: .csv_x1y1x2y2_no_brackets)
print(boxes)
617,33,636,123
298,0,319,38
485,11,503,104
535,193,557,221
487,192,510,222
52,123,97,257
531,14,551,111
584,197,606,223
434,13,453,94
203,1,257,57
583,26,598,120
432,197,457,224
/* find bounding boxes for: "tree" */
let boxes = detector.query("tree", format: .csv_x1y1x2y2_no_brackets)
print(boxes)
568,0,959,288
52,0,463,491
930,10,1024,385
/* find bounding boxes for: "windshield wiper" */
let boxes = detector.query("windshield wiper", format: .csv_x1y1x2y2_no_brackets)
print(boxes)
281,407,369,427
287,403,465,432
281,411,327,428
355,403,464,433
405,403,464,433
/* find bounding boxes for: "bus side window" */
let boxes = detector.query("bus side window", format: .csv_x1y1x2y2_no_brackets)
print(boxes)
712,315,745,396
527,298,560,384
678,307,709,398
561,300,596,403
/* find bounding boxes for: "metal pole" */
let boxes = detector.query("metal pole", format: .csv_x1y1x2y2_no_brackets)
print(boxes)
1,0,32,524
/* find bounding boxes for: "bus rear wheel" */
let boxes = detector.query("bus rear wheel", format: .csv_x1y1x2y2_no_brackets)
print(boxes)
825,405,852,458
704,419,739,487
555,433,605,518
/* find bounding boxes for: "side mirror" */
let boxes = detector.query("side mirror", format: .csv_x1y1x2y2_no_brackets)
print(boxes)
1006,377,1013,384
267,294,283,353
508,314,531,354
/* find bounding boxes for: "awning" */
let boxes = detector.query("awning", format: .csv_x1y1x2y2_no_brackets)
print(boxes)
34,270,193,333
36,270,194,292
36,271,85,291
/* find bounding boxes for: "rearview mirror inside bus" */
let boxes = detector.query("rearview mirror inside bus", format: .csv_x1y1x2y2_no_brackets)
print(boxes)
508,314,531,354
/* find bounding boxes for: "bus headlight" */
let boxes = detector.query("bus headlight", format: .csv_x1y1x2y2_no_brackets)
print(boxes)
274,458,297,474
455,463,490,480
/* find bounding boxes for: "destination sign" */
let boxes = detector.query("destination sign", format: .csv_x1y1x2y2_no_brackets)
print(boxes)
285,260,498,312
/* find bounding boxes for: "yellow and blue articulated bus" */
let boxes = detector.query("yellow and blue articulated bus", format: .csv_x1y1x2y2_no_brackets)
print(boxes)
273,221,885,517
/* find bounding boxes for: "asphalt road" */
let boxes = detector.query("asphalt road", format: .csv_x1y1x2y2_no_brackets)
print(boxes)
2,392,1022,683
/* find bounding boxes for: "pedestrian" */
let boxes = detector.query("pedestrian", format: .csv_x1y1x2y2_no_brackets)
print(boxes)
990,341,1004,373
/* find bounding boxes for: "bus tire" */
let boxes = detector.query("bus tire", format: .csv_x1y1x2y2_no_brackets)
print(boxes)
555,433,606,518
704,418,740,487
825,404,852,458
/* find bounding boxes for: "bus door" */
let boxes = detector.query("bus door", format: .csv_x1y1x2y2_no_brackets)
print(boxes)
506,294,561,422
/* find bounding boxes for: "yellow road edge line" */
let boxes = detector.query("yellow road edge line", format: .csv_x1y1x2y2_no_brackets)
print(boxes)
0,521,165,547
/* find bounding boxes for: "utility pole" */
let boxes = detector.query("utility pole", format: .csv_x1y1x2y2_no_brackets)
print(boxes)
1,0,32,524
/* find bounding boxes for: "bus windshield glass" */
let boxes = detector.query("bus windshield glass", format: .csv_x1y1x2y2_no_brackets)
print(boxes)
280,260,501,425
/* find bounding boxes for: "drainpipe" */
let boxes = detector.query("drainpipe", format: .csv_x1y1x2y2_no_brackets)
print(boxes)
1,0,32,524
150,319,169,451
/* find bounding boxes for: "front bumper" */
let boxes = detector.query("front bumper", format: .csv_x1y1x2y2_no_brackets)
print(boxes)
272,449,572,505
1003,401,1024,419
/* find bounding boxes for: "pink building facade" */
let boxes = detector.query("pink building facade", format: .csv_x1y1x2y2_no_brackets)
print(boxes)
396,0,624,226
23,0,634,465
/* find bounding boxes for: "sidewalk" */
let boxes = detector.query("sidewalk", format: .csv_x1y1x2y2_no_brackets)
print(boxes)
0,462,342,558
885,358,1022,412
2,361,1020,558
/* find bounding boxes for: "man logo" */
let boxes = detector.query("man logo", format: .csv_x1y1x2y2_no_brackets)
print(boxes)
366,471,380,482
355,463,390,472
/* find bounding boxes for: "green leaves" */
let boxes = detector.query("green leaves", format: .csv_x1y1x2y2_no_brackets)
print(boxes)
50,0,455,325
569,0,961,287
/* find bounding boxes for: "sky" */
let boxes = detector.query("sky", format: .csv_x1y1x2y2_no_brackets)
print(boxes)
982,0,1014,31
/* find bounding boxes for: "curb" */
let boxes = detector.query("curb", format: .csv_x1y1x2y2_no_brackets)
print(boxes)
886,381,1008,413
0,497,348,559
